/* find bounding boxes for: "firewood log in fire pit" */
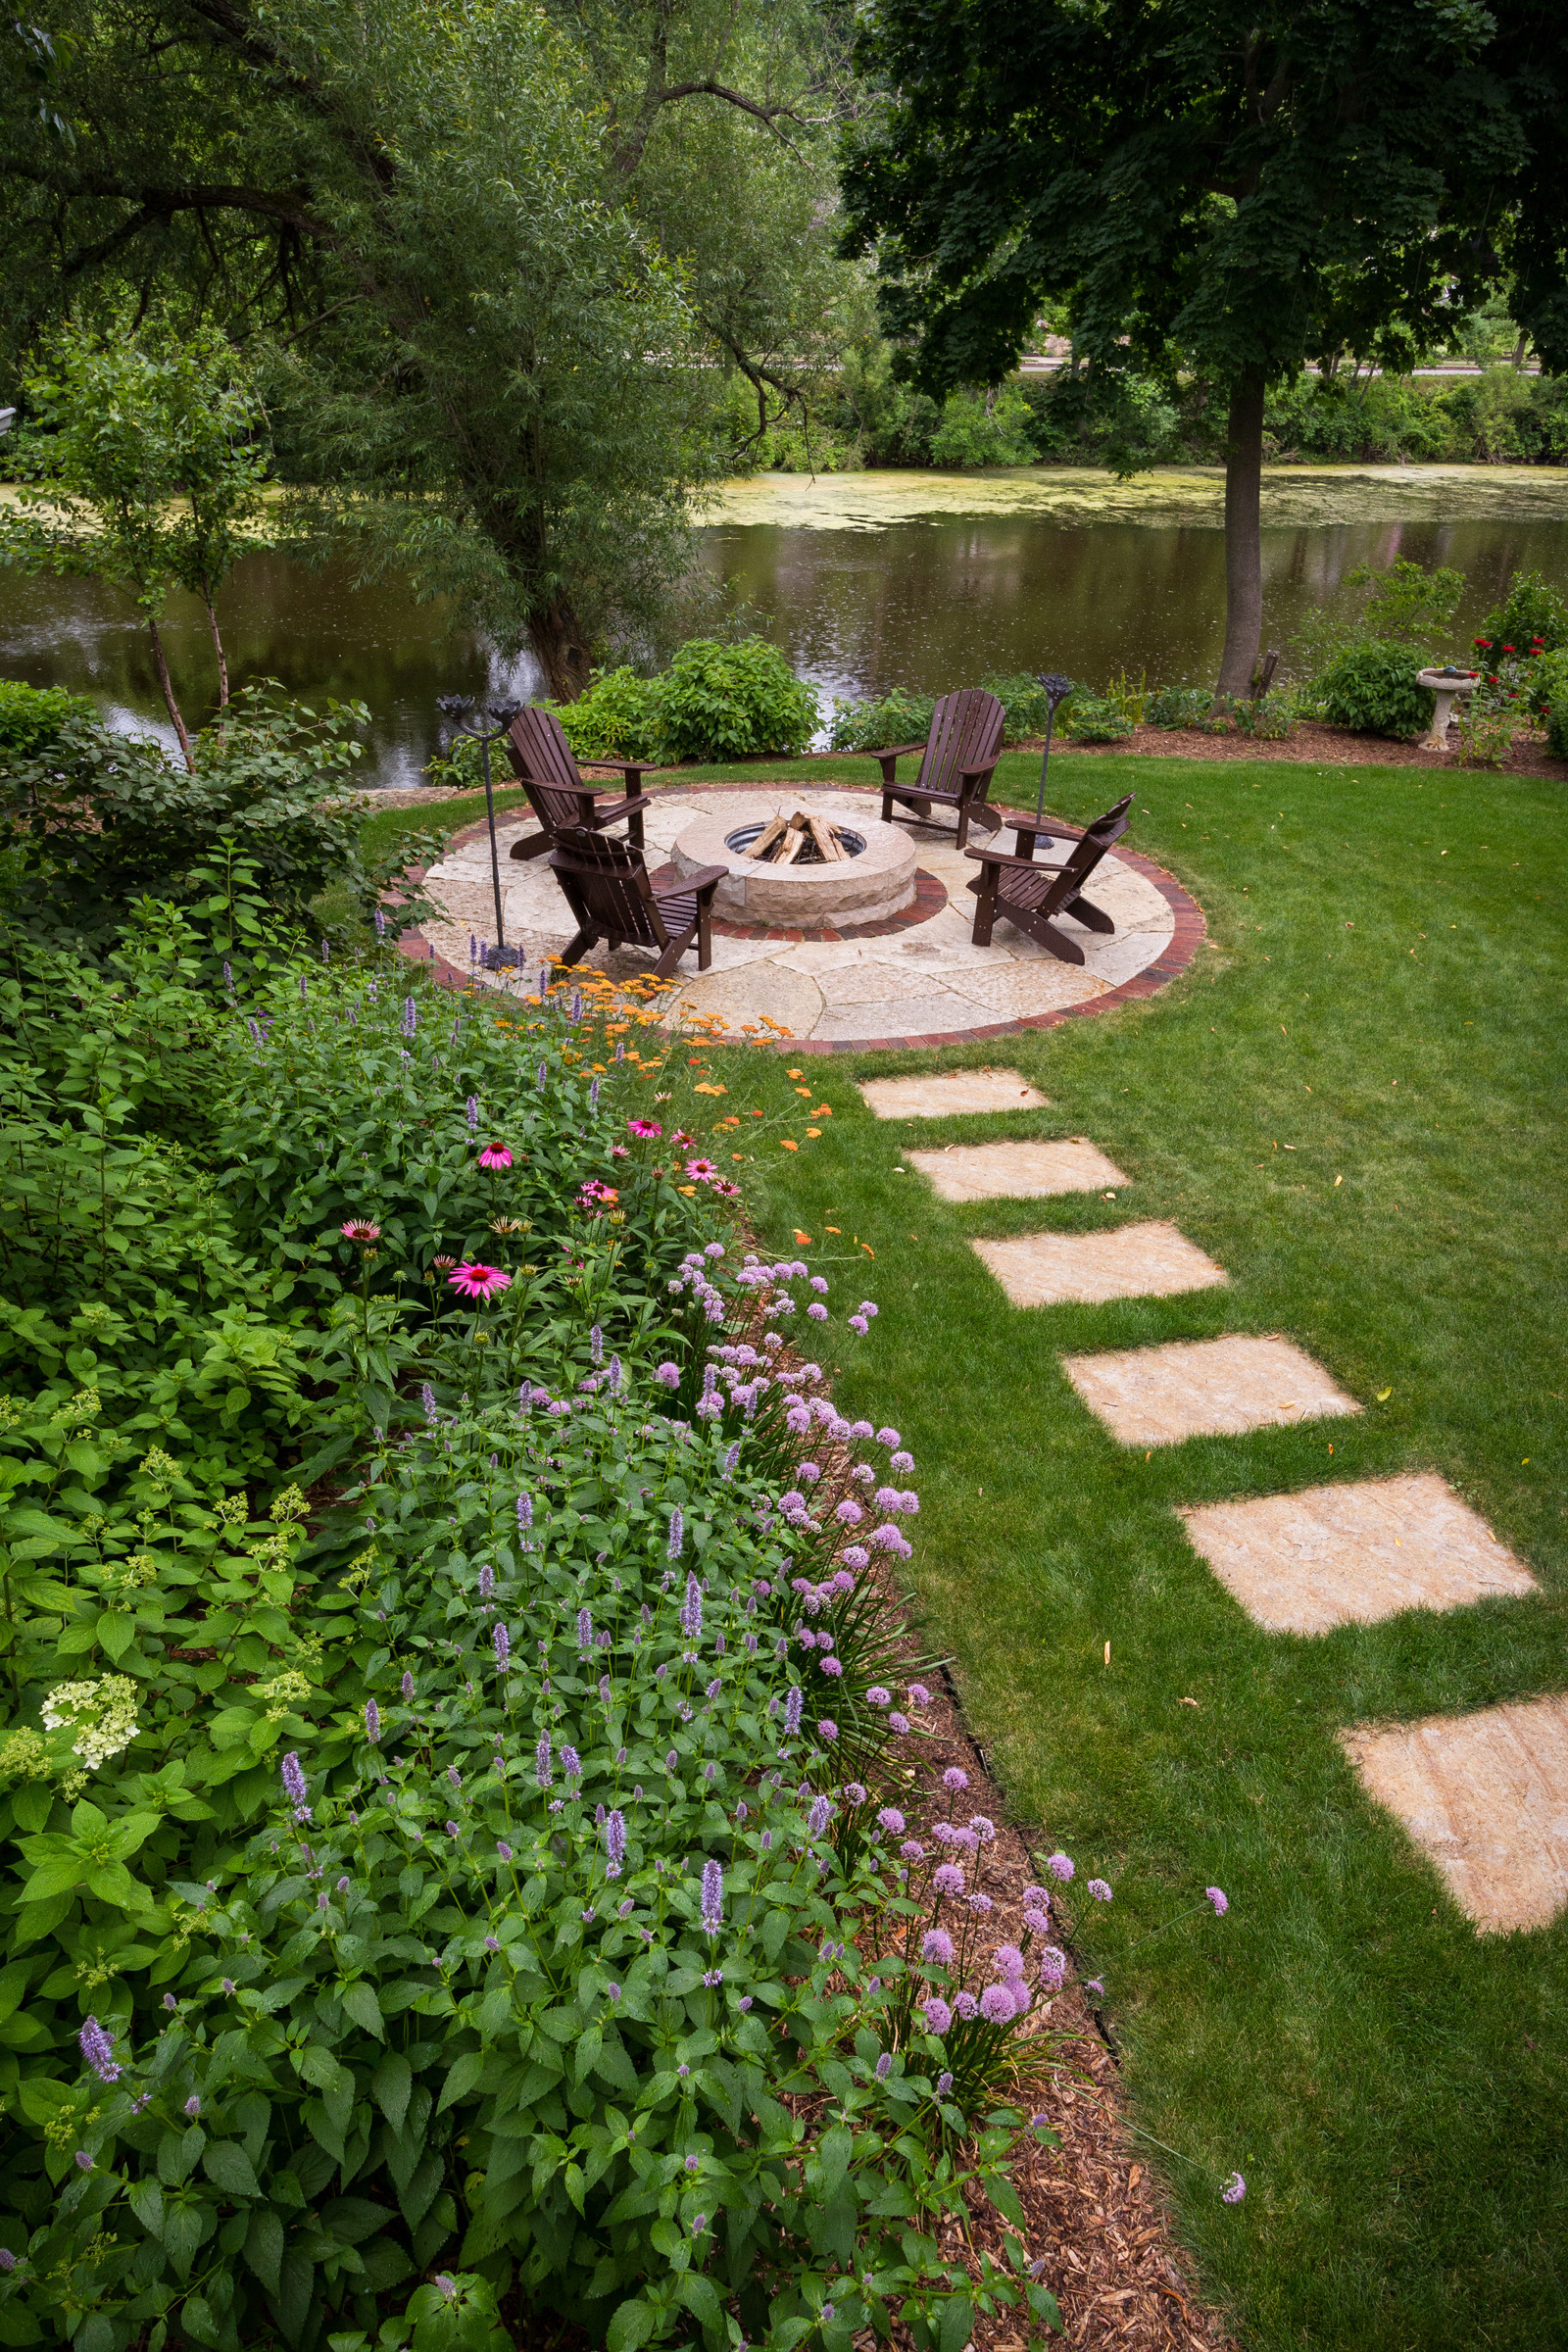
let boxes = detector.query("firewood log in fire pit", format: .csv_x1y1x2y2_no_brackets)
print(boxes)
744,810,852,865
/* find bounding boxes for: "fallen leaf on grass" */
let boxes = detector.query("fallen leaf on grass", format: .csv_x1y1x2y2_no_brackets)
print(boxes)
1376,1387,1392,1401
780,1139,799,1152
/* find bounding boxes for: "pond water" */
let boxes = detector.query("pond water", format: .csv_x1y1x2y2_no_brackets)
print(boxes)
4,465,1567,786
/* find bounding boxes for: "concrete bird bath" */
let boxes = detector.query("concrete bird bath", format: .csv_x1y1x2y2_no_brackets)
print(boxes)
1416,667,1479,754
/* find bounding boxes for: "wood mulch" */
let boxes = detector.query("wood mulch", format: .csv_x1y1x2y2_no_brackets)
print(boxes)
1016,716,1568,779
881,1644,1238,2352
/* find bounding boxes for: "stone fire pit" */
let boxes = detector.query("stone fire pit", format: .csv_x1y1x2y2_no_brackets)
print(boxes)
669,800,918,924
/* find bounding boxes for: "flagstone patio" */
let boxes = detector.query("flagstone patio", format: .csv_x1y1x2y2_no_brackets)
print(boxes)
412,783,1200,1049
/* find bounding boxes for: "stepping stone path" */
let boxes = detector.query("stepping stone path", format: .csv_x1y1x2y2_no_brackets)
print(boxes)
1179,1474,1539,1635
1060,1334,1359,1447
1340,1695,1568,1934
905,1137,1130,1200
858,1067,1560,1930
860,1067,1048,1119
973,1221,1228,1309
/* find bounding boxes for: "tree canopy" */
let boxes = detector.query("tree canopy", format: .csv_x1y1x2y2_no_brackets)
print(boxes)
841,0,1568,694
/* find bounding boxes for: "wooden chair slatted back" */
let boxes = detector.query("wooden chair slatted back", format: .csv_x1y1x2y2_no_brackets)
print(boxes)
917,689,1005,799
507,707,589,828
550,827,669,948
1030,796,1133,913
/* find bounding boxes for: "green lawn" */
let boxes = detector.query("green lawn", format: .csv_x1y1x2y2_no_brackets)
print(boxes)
369,750,1568,2349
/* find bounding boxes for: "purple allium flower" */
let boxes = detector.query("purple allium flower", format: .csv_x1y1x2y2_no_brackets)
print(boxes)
1088,1878,1113,1903
1038,1945,1067,1990
969,1814,996,1843
1206,1886,1229,1916
655,1361,680,1389
493,1621,511,1670
921,1928,954,1965
364,1698,380,1743
834,1497,863,1526
953,1990,978,2021
667,1507,684,1559
536,1733,553,1788
933,1863,965,1896
877,1807,906,1836
784,1685,804,1737
700,1857,724,1935
994,1943,1024,1975
841,1545,869,1572
889,1712,909,1735
497,1840,514,1862
921,1997,952,2034
967,1891,993,1916
817,1718,837,1741
1046,1851,1075,1883
1023,1907,1052,1936
901,1839,926,1860
78,2017,120,2085
1222,2173,1247,2203
942,1767,969,1793
1021,1883,1049,1905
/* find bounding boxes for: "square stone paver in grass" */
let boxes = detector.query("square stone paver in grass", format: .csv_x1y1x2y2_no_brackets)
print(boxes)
1061,1334,1360,1447
1179,1474,1539,1635
906,1138,1131,1201
1341,1694,1568,1934
858,1069,1048,1120
973,1221,1227,1308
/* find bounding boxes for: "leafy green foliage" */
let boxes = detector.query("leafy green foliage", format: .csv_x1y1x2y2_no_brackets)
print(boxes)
556,641,819,765
1315,644,1435,741
0,937,1068,2352
1060,696,1133,745
0,692,442,956
1477,566,1568,656
926,389,1035,468
827,675,1057,754
0,683,94,760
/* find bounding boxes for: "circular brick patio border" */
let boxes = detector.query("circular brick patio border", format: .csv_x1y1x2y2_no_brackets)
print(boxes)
395,780,1206,1054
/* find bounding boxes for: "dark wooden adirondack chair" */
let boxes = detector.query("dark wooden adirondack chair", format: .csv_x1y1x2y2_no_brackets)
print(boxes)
505,705,661,864
547,827,728,979
870,688,1006,851
964,794,1134,962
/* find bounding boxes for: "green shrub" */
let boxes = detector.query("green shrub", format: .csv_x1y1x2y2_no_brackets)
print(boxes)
552,663,662,762
1061,693,1134,743
1148,685,1210,729
0,687,444,956
927,387,1036,468
1477,567,1568,658
649,636,818,761
1315,642,1435,741
557,641,817,765
828,687,936,754
0,681,95,762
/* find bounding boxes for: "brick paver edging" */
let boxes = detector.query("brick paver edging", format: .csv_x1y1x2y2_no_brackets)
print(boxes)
395,781,1206,1054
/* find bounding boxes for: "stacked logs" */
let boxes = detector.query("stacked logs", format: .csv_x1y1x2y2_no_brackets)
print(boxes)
744,810,854,865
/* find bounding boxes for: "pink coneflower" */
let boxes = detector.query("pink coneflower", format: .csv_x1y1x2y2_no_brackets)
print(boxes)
432,1254,458,1270
684,1158,718,1181
477,1143,513,1170
627,1117,662,1139
448,1262,513,1300
340,1219,381,1243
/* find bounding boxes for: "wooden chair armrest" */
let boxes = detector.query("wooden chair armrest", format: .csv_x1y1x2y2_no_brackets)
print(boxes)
578,760,663,780
957,758,1002,778
867,741,928,762
662,863,730,897
963,845,1072,870
591,793,651,825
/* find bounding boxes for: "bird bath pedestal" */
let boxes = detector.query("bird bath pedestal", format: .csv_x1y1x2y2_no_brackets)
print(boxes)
1416,669,1478,755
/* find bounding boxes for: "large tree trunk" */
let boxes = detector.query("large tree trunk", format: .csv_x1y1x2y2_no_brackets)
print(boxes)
1213,368,1266,703
148,616,195,769
528,594,594,701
